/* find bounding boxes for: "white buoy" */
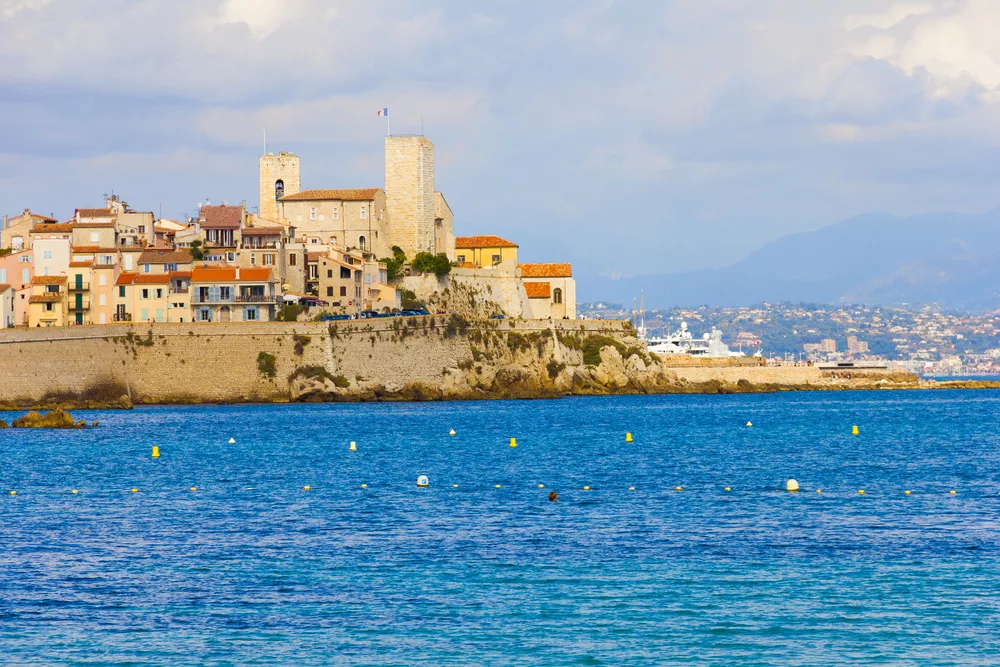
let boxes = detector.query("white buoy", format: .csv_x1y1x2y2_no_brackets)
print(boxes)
416,475,429,488
786,479,800,492
746,422,753,428
449,429,456,437
228,437,236,444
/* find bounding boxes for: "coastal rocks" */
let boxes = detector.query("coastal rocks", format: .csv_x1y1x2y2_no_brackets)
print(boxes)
12,409,88,429
0,420,8,429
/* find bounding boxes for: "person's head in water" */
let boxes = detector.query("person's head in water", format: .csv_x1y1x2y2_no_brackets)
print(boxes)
548,491,558,502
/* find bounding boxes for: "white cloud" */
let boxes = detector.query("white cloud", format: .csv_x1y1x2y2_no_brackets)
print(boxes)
0,0,51,21
216,0,305,39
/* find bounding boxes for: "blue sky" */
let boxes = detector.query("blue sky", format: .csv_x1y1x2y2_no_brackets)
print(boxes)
3,0,1000,290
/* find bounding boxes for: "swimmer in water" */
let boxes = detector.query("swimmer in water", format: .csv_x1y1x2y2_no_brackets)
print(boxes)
548,491,558,502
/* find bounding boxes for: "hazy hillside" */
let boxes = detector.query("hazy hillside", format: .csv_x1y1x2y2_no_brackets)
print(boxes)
589,208,1000,312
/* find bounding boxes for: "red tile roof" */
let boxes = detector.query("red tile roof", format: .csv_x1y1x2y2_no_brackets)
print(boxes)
134,274,171,284
306,252,324,262
241,226,284,236
116,272,139,286
30,223,74,234
72,245,101,253
520,263,573,278
76,208,114,218
199,205,244,229
169,271,192,279
455,235,518,249
74,221,116,228
69,261,93,267
31,276,67,285
280,188,381,202
29,293,63,303
0,284,11,292
524,282,552,299
138,249,192,264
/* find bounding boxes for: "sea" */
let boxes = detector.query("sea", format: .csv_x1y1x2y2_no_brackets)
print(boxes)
2,390,1000,666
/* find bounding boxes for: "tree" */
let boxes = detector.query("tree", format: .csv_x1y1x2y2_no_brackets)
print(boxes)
411,252,453,278
190,239,205,261
380,246,407,281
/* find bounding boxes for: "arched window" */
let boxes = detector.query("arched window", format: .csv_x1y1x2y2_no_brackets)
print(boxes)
275,179,284,202
359,236,367,251
553,288,563,304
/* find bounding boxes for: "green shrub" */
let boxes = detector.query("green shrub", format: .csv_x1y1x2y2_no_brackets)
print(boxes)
293,334,311,356
257,352,277,379
277,304,304,322
411,252,453,277
582,335,627,367
379,246,407,281
547,360,567,379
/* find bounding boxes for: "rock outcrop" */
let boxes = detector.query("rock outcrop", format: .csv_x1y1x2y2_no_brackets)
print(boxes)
11,409,88,429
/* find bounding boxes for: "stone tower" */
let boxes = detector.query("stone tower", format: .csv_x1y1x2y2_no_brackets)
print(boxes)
385,136,435,258
259,152,301,223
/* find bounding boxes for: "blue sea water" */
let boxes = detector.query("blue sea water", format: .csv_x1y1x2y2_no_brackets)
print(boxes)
2,391,1000,666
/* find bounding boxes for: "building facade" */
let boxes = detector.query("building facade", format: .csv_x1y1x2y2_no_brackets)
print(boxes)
455,236,519,268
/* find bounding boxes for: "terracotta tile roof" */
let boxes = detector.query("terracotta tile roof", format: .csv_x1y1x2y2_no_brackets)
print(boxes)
0,284,10,292
169,271,193,279
134,274,171,284
524,282,552,299
72,245,101,253
74,221,116,227
116,272,139,286
138,249,192,264
455,235,518,249
31,276,67,285
520,263,573,278
191,267,273,283
30,223,74,234
279,188,381,202
76,208,114,218
457,262,477,269
69,261,93,268
241,226,284,236
199,205,244,229
22,213,57,222
321,256,361,272
306,252,324,262
29,293,63,303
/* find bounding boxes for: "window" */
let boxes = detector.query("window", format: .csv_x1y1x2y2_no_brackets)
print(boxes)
359,236,367,251
141,289,149,299
329,236,337,245
220,286,231,301
326,286,333,297
199,308,211,322
46,284,58,293
99,294,106,306
119,286,126,297
0,269,5,283
359,205,367,219
309,265,318,279
138,225,146,234
99,274,107,286
141,308,149,321
264,254,274,266
43,250,52,259
165,264,177,272
155,288,163,299
309,207,317,221
289,254,297,266
331,208,339,221
340,286,347,297
90,232,99,243
46,303,53,312
553,288,563,304
492,254,501,265
227,252,236,262
275,179,284,202
11,236,22,250
100,255,114,266
245,306,258,321
340,267,351,279
124,255,133,270
327,269,333,278
19,254,30,263
250,254,256,266
310,238,318,244
143,264,151,273
457,255,465,264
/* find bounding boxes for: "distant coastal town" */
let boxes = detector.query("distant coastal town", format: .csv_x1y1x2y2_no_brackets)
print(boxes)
0,134,576,330
584,302,1000,376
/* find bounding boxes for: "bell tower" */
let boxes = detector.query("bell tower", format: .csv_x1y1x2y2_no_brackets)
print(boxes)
259,152,301,223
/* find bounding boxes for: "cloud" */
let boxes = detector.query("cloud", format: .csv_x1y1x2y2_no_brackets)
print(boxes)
0,0,51,21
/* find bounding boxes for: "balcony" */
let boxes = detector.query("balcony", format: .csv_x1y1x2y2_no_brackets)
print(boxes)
191,294,280,305
113,312,132,322
240,242,279,250
68,282,91,291
68,299,92,311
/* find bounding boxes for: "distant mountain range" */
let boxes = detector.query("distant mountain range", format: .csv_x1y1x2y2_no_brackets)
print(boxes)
589,208,1000,312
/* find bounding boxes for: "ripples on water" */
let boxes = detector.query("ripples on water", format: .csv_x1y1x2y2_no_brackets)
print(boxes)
2,391,1000,665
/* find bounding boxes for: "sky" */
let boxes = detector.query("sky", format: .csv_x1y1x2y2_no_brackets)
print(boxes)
3,0,1000,293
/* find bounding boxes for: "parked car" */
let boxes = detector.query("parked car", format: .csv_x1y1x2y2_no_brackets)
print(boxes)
489,314,506,319
360,310,380,319
320,314,354,321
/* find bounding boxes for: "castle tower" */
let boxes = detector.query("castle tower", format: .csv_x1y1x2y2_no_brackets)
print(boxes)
259,152,301,223
385,136,435,258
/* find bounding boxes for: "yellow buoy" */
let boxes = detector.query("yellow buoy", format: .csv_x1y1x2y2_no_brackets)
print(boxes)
71,489,79,495
8,490,15,496
452,484,459,488
190,487,197,492
816,489,822,494
675,486,683,492
950,490,957,495
583,486,591,491
858,490,865,495
725,487,731,492
629,486,636,491
746,421,753,428
625,432,633,443
509,437,518,448
151,446,160,458
852,425,859,436
131,488,138,493
904,490,911,495
349,441,357,452
494,484,502,489
303,486,311,491
786,479,800,492
361,484,368,489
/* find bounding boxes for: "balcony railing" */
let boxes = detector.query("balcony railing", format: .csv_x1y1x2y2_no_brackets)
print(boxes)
191,294,281,304
113,312,132,322
240,242,279,249
68,282,91,291
68,300,91,311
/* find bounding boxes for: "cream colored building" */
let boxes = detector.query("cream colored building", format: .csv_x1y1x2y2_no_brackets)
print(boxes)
434,192,456,261
455,236,519,268
259,152,301,223
385,136,436,259
279,189,391,258
519,263,576,319
0,249,33,326
0,284,14,328
28,275,68,327
2,210,57,251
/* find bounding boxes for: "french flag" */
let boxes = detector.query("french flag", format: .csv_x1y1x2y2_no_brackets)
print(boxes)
377,108,388,117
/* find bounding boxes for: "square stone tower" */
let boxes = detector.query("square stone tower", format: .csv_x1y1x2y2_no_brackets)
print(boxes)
385,136,435,258
259,152,301,222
